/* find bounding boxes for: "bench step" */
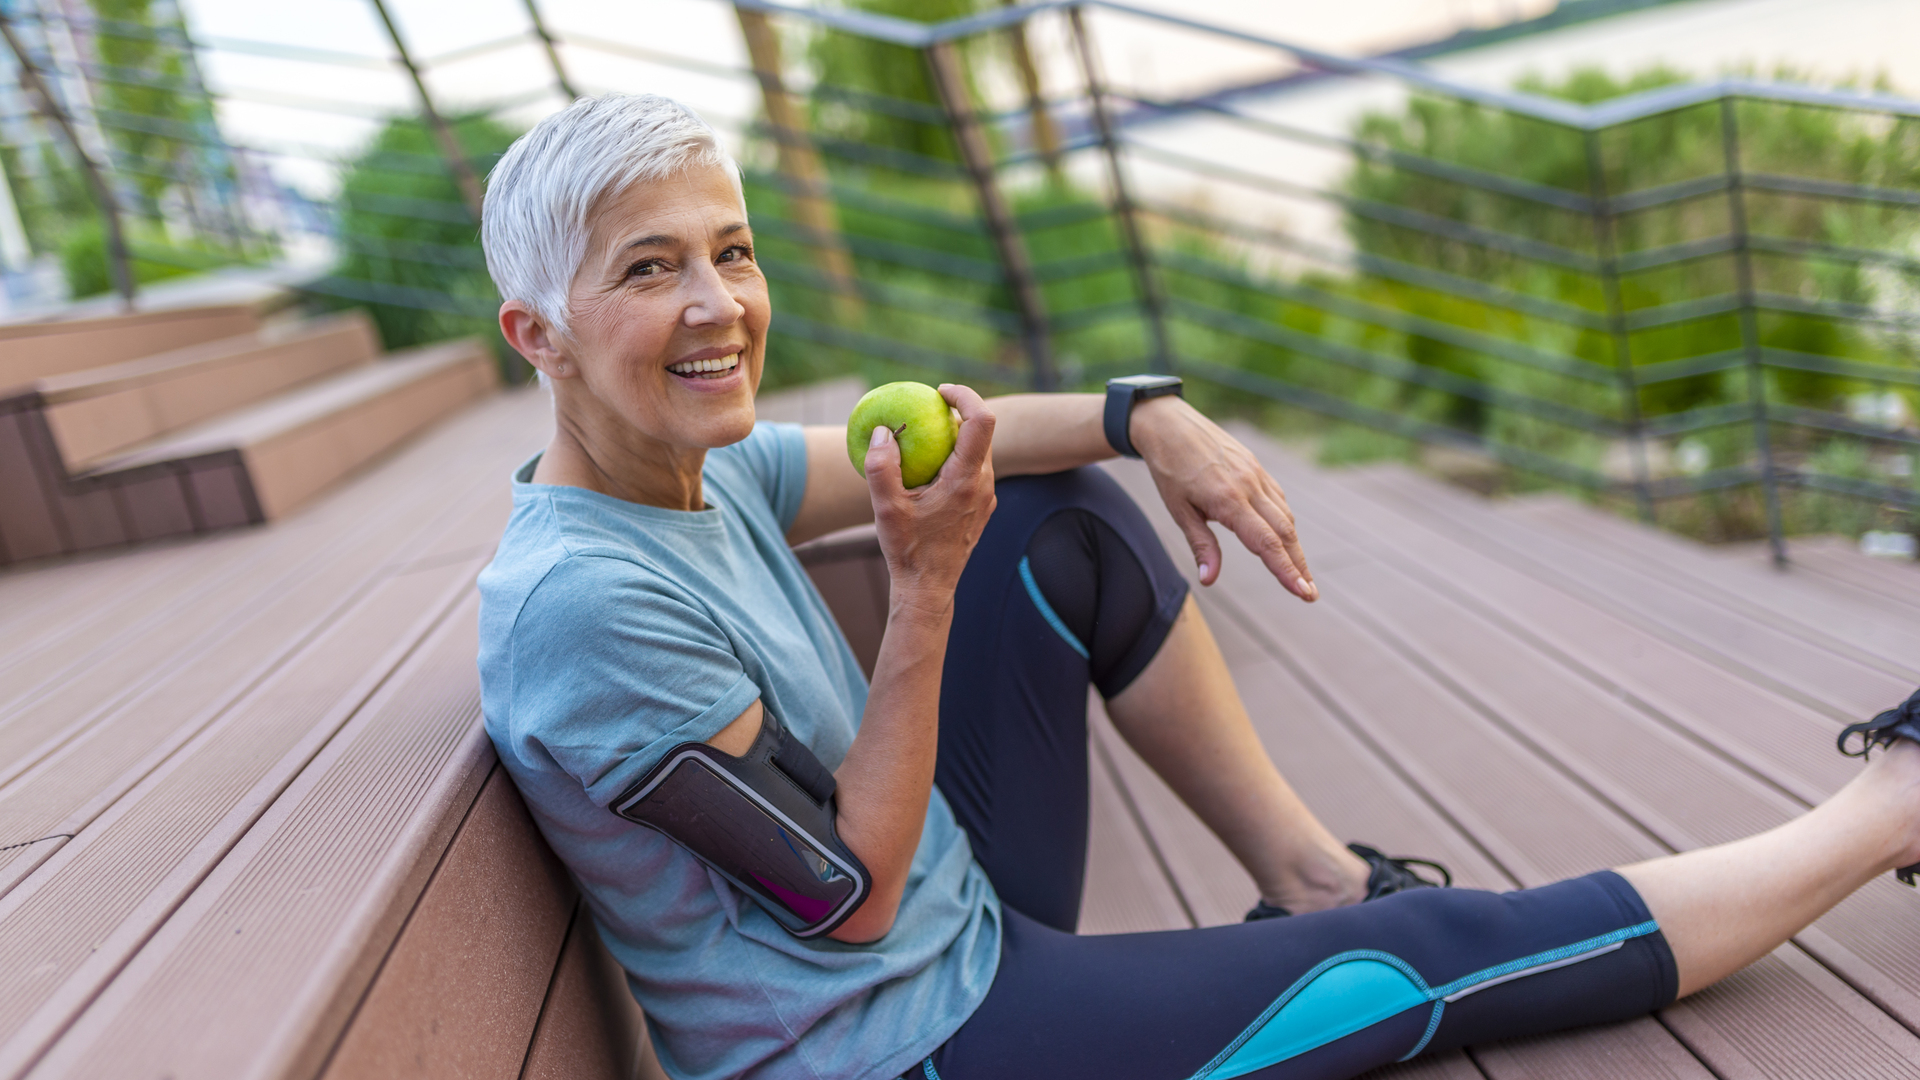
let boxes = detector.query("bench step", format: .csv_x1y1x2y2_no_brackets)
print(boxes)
0,336,498,565
0,304,264,391
39,311,381,469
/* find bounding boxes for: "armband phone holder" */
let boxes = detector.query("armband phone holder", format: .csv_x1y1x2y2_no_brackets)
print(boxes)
611,709,870,939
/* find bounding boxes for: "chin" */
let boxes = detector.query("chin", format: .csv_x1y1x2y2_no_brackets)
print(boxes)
696,398,760,449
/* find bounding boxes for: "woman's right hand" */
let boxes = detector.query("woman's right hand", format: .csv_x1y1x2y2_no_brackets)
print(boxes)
863,383,996,603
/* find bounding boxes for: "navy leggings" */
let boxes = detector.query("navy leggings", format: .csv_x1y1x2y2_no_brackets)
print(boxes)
922,468,1678,1080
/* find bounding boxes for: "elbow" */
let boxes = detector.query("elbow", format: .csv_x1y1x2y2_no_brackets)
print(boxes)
826,897,899,944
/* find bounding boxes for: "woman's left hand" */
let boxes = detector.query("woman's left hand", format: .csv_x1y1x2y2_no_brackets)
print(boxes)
1130,396,1317,601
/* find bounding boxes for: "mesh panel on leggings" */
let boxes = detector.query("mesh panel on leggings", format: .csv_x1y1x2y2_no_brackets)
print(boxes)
1023,507,1164,697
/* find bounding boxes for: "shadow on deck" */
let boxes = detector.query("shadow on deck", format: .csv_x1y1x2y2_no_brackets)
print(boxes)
0,376,1915,1078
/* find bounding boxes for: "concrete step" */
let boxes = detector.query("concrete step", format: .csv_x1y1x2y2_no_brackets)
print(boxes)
37,311,381,469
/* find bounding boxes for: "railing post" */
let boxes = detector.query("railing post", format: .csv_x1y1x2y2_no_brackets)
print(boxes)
734,6,861,324
923,37,1057,390
367,0,486,221
0,13,135,309
1718,95,1787,567
520,0,579,100
1066,6,1171,374
999,0,1060,175
1581,129,1654,522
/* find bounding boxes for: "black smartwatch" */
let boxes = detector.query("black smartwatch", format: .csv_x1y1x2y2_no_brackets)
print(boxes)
1104,374,1184,459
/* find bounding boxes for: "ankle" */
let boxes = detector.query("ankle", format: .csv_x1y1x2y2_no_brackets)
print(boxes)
1259,845,1370,915
1841,741,1920,871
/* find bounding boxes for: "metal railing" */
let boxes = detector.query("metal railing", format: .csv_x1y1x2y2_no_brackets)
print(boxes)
0,0,1912,559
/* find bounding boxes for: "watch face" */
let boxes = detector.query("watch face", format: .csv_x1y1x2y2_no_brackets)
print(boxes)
1111,374,1182,391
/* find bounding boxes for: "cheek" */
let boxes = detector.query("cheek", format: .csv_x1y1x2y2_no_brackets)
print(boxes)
569,294,673,390
740,280,773,341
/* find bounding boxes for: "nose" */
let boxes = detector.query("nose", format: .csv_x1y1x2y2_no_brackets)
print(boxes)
682,255,746,328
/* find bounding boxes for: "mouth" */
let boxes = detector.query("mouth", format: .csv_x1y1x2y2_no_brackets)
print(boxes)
667,352,741,381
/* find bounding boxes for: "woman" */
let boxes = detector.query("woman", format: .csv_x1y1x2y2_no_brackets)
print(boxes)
476,94,1920,1080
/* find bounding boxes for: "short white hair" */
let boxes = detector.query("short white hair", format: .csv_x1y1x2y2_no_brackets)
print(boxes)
482,93,741,338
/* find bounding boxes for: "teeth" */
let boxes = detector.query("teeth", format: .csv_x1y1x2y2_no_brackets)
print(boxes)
668,353,740,376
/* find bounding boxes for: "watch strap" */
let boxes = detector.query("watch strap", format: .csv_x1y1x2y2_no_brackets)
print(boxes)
1104,375,1184,459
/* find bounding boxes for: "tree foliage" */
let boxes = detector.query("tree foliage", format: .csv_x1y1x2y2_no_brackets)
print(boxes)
806,0,985,168
324,114,520,371
1344,66,1920,418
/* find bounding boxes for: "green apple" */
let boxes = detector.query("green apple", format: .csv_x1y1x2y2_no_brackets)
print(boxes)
845,381,959,489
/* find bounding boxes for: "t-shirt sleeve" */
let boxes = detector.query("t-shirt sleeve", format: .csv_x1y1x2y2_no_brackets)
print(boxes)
716,421,809,533
507,554,761,806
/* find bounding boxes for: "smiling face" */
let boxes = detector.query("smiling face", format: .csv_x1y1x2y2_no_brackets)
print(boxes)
556,164,769,454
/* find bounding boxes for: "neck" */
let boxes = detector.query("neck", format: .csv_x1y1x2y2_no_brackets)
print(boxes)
534,403,708,512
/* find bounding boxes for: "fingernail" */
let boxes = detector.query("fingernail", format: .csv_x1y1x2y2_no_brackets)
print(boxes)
1304,581,1319,600
870,426,891,448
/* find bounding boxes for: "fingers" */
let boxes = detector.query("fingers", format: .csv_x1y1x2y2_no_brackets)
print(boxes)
1170,501,1223,587
1221,498,1316,601
1250,481,1312,589
938,383,995,474
863,424,904,502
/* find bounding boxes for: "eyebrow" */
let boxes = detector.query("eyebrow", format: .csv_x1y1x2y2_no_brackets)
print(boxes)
618,222,750,253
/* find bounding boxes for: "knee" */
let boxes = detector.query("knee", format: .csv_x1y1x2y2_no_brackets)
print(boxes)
1021,505,1186,697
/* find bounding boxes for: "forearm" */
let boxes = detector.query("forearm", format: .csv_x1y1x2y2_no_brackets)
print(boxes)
987,393,1113,477
828,585,953,942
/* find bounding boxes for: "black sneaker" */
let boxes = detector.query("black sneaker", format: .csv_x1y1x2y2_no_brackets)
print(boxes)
1244,842,1452,921
1837,687,1920,885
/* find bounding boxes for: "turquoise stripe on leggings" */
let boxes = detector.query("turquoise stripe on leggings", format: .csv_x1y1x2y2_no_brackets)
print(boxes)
1191,920,1662,1079
1018,555,1089,659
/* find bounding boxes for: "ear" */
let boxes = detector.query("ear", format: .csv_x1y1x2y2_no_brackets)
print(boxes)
499,301,575,380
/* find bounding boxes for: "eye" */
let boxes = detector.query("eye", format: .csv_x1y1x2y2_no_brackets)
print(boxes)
625,259,662,279
717,243,753,264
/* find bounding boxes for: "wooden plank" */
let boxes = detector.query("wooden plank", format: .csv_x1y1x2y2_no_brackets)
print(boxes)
0,490,504,896
1242,456,1854,809
1358,469,1919,718
1094,656,1513,931
1079,718,1195,936
1745,536,1920,615
0,398,532,881
242,345,497,519
520,904,664,1080
40,312,379,468
1504,491,1920,679
25,598,500,1080
0,400,530,825
0,554,488,1078
312,767,575,1080
0,306,258,391
1472,1019,1715,1080
0,409,67,562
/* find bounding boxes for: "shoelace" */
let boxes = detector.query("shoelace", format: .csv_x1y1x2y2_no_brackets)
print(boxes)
1245,844,1452,920
1837,690,1920,759
1349,842,1451,892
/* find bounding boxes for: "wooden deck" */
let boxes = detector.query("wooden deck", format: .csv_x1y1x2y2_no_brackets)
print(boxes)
0,376,1916,1078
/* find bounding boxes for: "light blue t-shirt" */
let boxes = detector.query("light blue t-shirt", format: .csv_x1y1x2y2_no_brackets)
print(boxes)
476,423,1001,1080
